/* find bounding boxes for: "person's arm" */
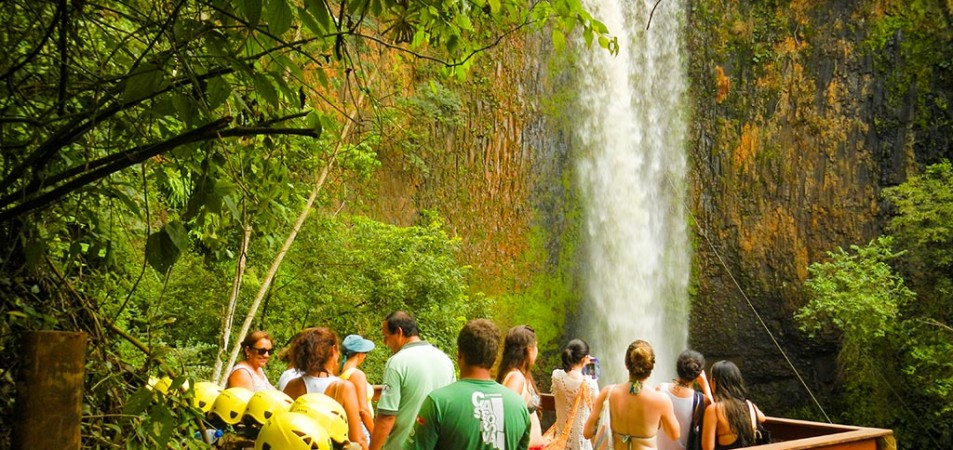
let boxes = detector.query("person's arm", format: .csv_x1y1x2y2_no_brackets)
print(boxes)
370,414,397,450
753,403,766,423
659,394,680,441
697,370,713,405
226,367,254,390
583,386,609,440
371,360,401,450
517,407,531,450
334,381,368,450
351,370,375,433
401,396,438,450
282,377,306,400
502,370,525,397
701,403,717,450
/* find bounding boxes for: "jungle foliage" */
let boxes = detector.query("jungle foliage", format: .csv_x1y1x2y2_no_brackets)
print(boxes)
0,0,614,447
796,161,953,449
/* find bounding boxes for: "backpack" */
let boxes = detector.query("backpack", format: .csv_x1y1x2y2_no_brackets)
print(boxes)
685,391,705,450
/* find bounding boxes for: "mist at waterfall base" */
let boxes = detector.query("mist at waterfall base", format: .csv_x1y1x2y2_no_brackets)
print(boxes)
571,0,690,388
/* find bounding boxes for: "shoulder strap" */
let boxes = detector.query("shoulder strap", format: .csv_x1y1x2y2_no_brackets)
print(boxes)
688,391,701,429
340,367,356,380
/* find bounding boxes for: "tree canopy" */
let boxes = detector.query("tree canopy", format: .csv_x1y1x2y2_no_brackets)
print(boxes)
796,160,953,449
0,0,615,446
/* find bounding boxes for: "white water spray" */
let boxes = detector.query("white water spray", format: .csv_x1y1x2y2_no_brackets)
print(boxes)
575,0,690,386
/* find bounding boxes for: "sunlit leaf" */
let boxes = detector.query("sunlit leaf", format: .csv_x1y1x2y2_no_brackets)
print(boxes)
304,0,332,33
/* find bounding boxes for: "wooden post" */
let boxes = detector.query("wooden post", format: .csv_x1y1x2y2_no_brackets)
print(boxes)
13,331,86,450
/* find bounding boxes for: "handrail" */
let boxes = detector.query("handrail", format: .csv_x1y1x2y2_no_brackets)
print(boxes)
537,394,895,450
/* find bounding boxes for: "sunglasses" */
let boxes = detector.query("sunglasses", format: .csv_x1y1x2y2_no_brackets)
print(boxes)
250,347,273,356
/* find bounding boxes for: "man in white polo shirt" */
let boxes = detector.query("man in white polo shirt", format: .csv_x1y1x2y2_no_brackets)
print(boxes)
370,311,455,450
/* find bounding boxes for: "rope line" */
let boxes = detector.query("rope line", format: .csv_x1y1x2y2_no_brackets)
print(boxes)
672,176,833,423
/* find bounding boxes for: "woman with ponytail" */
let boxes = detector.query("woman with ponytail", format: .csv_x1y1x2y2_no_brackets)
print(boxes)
584,340,678,450
701,360,765,450
551,339,600,449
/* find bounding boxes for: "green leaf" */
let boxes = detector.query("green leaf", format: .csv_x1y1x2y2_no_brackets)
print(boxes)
552,29,566,51
298,6,324,36
253,73,279,106
172,94,197,126
266,0,293,35
122,63,167,102
236,0,263,27
205,77,232,110
145,221,188,273
487,0,500,14
304,0,332,33
123,387,154,416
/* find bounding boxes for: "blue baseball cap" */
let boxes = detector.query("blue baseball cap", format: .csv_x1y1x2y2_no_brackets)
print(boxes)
342,334,375,354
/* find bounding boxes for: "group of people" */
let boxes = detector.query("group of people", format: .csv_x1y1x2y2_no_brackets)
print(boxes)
223,312,767,450
554,342,767,450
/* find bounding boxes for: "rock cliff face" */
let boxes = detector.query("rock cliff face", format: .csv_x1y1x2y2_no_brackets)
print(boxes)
357,0,952,413
685,0,952,413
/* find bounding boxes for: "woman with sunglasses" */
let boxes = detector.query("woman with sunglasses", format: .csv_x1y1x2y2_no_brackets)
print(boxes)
227,330,276,392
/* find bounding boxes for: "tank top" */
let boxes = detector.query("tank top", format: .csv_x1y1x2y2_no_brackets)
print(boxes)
302,374,341,395
340,367,375,418
229,362,274,392
658,384,694,450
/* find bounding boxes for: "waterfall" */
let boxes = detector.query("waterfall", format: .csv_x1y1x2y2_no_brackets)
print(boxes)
575,0,690,386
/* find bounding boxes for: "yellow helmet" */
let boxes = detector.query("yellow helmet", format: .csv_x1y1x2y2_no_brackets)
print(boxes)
254,411,332,450
243,389,294,427
191,381,222,413
147,376,173,395
209,387,254,426
289,393,348,444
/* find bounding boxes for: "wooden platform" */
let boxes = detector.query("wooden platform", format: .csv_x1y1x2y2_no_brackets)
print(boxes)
539,394,895,450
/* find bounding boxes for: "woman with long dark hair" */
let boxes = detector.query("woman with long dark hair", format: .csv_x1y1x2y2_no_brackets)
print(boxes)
701,360,765,450
497,325,547,449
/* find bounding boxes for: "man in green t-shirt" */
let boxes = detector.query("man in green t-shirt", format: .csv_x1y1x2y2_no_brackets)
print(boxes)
404,319,531,450
371,311,456,450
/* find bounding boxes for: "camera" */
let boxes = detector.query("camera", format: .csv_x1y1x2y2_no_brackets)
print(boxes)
582,357,600,380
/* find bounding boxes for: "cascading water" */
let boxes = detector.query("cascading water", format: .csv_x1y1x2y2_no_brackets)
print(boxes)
575,0,690,386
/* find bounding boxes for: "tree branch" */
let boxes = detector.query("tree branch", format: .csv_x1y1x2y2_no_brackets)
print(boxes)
0,118,231,222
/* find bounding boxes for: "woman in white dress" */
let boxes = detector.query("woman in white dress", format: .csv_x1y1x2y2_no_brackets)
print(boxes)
551,339,600,450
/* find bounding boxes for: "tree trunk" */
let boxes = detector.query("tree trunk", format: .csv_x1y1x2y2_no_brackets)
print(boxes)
13,331,86,450
212,221,253,385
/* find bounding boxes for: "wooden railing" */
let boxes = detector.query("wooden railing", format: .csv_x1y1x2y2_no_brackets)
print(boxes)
538,394,896,450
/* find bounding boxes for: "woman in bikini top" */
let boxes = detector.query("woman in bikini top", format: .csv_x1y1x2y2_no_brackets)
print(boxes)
584,340,680,450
